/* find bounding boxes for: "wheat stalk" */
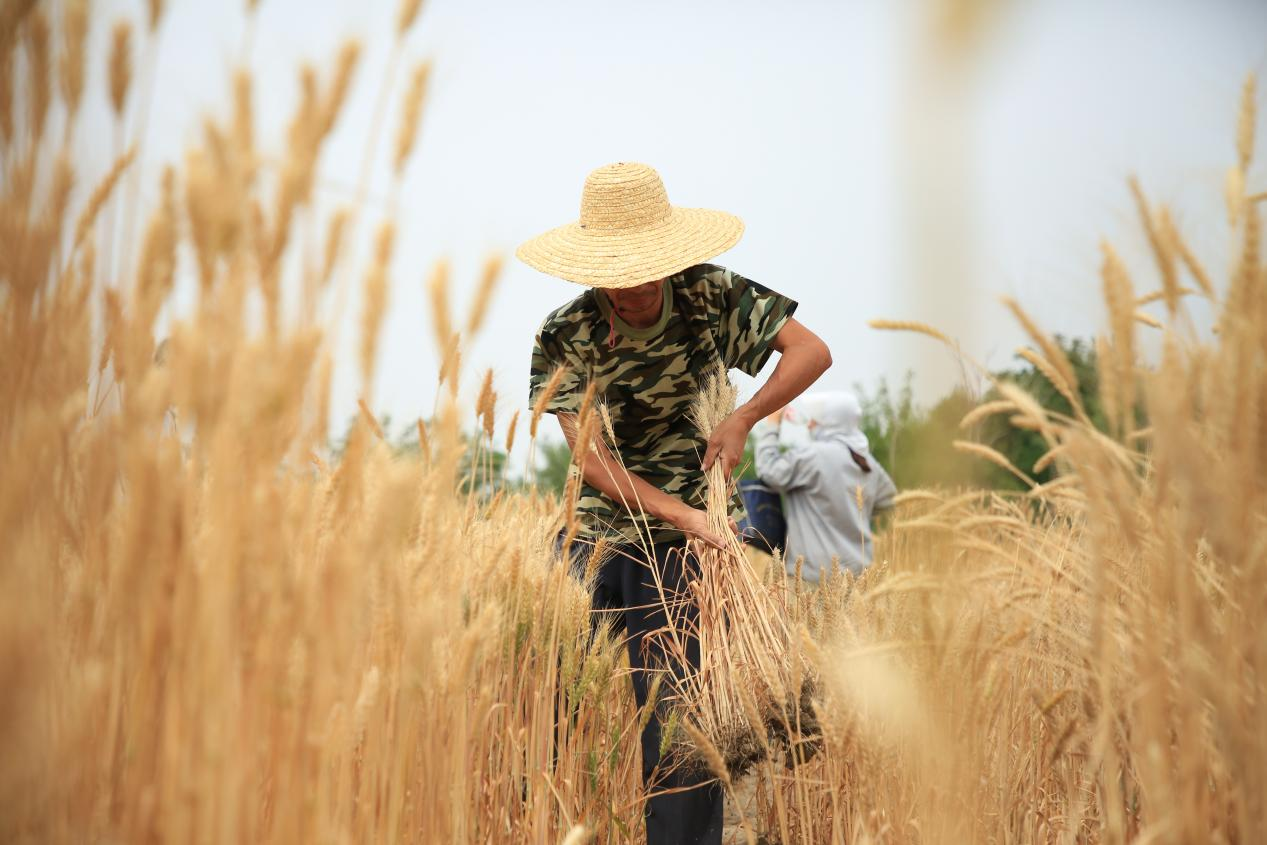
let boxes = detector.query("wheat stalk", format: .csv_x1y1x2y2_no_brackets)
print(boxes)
1237,73,1256,173
58,0,87,127
359,221,395,389
1015,347,1082,418
394,59,432,176
427,258,453,355
397,0,424,37
145,0,165,32
320,40,361,136
530,364,568,439
358,398,386,441
107,19,132,118
0,27,14,145
1100,241,1137,436
959,399,1016,430
26,9,49,142
1001,296,1080,398
465,253,504,336
71,146,136,252
1161,213,1216,299
1128,177,1181,317
868,318,953,346
320,206,351,285
476,368,496,441
953,440,1036,488
504,409,519,454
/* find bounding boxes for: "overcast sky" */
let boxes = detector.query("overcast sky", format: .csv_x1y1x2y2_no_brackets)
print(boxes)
83,0,1267,469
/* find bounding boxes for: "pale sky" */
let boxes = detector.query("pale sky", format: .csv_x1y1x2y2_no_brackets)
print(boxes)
81,0,1267,470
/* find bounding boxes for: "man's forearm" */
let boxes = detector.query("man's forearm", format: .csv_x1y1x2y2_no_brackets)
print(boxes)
737,336,831,426
579,440,688,525
700,319,831,477
556,414,688,525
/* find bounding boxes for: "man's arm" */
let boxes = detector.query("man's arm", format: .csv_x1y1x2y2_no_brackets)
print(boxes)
555,413,732,549
703,317,831,476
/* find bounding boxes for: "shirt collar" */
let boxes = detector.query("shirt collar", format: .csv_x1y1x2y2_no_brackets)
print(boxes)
594,277,675,340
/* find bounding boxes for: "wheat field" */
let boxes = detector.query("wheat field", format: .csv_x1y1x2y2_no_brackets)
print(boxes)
2,2,1266,843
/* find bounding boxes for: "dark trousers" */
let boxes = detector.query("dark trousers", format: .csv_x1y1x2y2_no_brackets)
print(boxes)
563,539,724,845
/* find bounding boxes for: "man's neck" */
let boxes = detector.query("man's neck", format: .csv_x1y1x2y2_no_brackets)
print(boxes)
621,305,661,329
599,280,669,331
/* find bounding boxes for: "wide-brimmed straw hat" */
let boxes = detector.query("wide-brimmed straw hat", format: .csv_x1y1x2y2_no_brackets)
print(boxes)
516,162,744,289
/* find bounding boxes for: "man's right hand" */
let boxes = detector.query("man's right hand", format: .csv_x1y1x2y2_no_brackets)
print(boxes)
670,504,737,551
556,414,741,553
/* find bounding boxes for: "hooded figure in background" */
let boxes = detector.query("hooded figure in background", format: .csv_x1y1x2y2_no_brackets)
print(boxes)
754,391,897,583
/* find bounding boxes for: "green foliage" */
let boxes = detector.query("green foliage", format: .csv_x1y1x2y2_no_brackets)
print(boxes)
854,375,984,490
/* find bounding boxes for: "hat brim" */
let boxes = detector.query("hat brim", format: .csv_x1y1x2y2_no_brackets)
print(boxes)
515,207,744,289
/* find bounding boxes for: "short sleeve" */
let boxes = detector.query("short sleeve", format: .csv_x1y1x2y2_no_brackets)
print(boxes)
709,267,799,376
529,326,583,416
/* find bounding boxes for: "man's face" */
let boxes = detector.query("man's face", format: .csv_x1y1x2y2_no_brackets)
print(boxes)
606,279,663,322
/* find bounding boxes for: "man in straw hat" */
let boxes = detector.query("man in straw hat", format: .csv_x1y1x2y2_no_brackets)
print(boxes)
520,162,831,844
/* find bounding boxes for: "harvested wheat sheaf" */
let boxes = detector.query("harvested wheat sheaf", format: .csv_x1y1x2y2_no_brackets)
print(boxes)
651,366,817,778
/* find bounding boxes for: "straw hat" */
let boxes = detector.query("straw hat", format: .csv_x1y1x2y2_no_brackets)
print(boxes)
516,162,744,289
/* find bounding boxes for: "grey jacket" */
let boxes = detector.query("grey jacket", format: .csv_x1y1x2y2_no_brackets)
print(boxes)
754,427,896,582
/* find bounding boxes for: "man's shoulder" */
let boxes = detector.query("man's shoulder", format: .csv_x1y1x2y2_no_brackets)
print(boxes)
536,289,598,340
677,263,730,291
677,262,772,302
671,264,734,316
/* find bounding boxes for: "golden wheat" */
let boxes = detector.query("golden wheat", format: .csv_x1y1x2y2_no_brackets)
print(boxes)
58,0,87,125
466,253,505,337
397,0,425,37
394,59,432,175
4,6,1266,844
25,9,48,142
107,19,131,118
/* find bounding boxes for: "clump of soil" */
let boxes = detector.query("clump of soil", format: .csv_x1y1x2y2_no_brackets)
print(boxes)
674,679,822,781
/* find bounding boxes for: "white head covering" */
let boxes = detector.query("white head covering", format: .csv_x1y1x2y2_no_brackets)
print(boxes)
800,391,869,453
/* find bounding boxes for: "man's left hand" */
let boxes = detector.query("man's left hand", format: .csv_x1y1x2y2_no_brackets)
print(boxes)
703,412,752,479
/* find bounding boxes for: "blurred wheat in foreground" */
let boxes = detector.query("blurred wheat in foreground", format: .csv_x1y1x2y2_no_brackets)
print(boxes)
2,3,1266,843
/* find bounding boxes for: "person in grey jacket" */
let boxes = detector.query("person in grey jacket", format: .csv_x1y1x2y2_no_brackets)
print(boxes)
754,391,897,584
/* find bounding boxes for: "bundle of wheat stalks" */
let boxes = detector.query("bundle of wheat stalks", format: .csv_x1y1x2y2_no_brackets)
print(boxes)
659,369,817,780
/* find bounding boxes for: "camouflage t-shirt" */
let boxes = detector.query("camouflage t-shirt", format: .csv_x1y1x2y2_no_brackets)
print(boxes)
529,263,798,546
